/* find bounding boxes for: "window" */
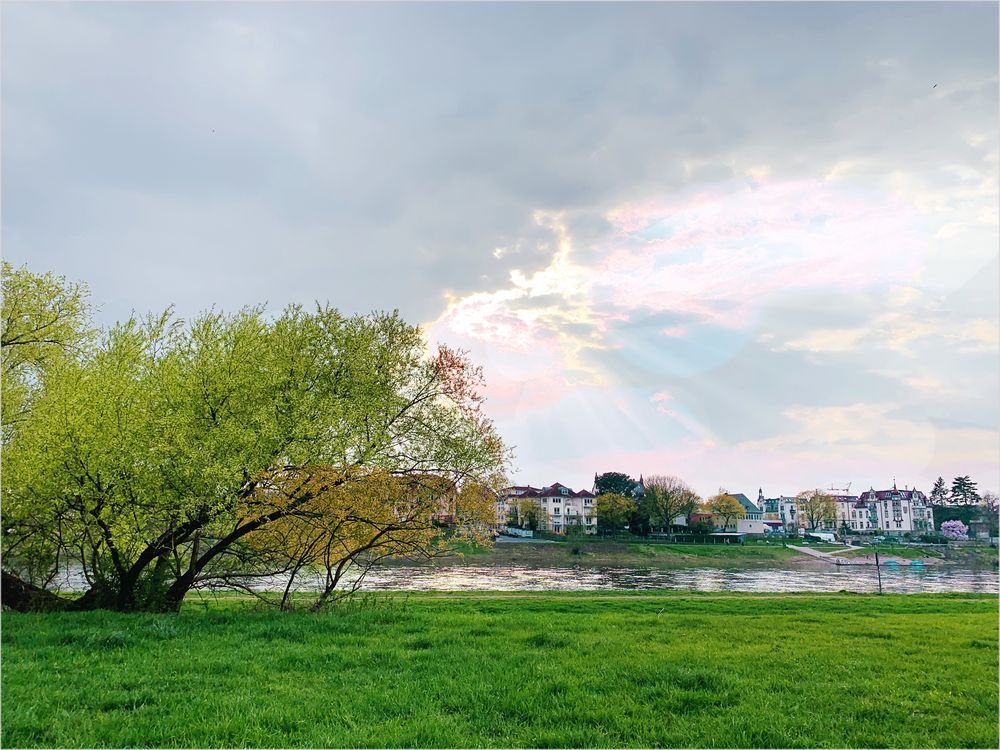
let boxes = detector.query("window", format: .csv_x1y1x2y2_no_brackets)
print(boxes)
552,497,561,504
554,524,561,532
553,508,561,515
560,487,568,495
584,498,592,505
895,522,902,529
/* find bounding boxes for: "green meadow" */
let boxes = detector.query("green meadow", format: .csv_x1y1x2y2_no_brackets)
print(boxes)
2,592,997,748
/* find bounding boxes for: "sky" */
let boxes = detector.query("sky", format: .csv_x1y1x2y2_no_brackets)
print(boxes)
3,2,998,499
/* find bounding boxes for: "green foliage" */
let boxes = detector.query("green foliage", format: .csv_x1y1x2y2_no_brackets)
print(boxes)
934,505,991,533
1,261,93,439
930,477,949,506
951,476,982,506
594,472,636,498
2,593,997,748
593,492,636,532
686,519,715,535
3,301,510,611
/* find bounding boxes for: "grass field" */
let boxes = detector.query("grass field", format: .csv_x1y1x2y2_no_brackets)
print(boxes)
434,538,996,570
3,592,997,748
443,540,810,569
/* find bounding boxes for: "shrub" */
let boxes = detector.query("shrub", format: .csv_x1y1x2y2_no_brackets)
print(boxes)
941,520,969,540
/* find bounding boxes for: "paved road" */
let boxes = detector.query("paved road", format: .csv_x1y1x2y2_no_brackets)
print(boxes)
495,536,557,544
786,544,863,564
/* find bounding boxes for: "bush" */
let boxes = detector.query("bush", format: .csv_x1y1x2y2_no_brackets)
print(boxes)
686,520,714,535
941,520,969,540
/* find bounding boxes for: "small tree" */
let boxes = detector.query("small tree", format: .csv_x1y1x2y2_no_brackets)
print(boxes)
940,520,969,540
644,475,701,539
516,497,547,531
929,477,949,506
705,492,744,532
594,492,636,534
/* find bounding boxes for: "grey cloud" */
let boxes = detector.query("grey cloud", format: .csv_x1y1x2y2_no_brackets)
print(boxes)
5,2,997,327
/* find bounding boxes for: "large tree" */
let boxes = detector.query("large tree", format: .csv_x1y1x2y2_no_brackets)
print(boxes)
594,472,636,497
796,491,837,531
644,475,700,539
593,492,636,533
2,304,509,612
950,476,981,506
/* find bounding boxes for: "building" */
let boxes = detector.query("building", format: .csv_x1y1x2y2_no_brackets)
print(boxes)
841,483,932,534
729,493,766,534
757,489,787,533
501,482,597,534
708,493,765,534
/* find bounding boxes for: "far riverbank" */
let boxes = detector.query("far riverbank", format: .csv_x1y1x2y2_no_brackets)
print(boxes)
419,537,999,571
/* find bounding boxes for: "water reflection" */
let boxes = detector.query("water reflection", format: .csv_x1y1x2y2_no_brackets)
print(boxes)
354,564,998,594
52,563,998,594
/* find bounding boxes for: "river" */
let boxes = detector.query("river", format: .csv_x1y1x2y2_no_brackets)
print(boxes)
351,564,999,594
52,562,998,595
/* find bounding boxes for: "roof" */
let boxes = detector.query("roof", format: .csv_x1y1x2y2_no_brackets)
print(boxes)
505,483,595,499
858,488,928,503
730,493,761,513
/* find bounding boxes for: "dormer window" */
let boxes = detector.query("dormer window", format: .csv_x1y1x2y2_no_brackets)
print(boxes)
560,487,568,495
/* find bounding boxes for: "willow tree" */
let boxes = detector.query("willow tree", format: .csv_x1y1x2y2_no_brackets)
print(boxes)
1,261,92,438
2,302,509,612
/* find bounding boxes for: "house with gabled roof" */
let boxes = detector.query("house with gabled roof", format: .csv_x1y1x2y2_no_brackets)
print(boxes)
500,482,597,534
728,493,766,535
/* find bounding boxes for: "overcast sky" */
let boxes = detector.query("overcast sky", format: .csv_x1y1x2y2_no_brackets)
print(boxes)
3,2,998,498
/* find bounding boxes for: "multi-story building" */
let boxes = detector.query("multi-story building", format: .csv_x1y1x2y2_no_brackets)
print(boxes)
757,489,788,533
501,482,598,534
843,483,932,534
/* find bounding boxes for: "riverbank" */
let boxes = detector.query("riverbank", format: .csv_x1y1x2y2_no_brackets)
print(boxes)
3,592,996,748
426,537,994,570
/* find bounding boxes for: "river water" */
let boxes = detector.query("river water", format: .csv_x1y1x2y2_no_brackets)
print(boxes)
352,564,999,594
53,563,998,595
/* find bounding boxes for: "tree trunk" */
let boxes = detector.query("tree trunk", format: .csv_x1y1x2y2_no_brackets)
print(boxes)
161,570,195,612
2,570,70,612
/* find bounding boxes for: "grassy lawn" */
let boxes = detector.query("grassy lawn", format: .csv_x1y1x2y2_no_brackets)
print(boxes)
461,540,810,568
2,592,997,748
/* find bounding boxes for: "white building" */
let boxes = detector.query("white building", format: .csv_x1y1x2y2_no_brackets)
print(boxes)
840,484,933,534
501,482,597,534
